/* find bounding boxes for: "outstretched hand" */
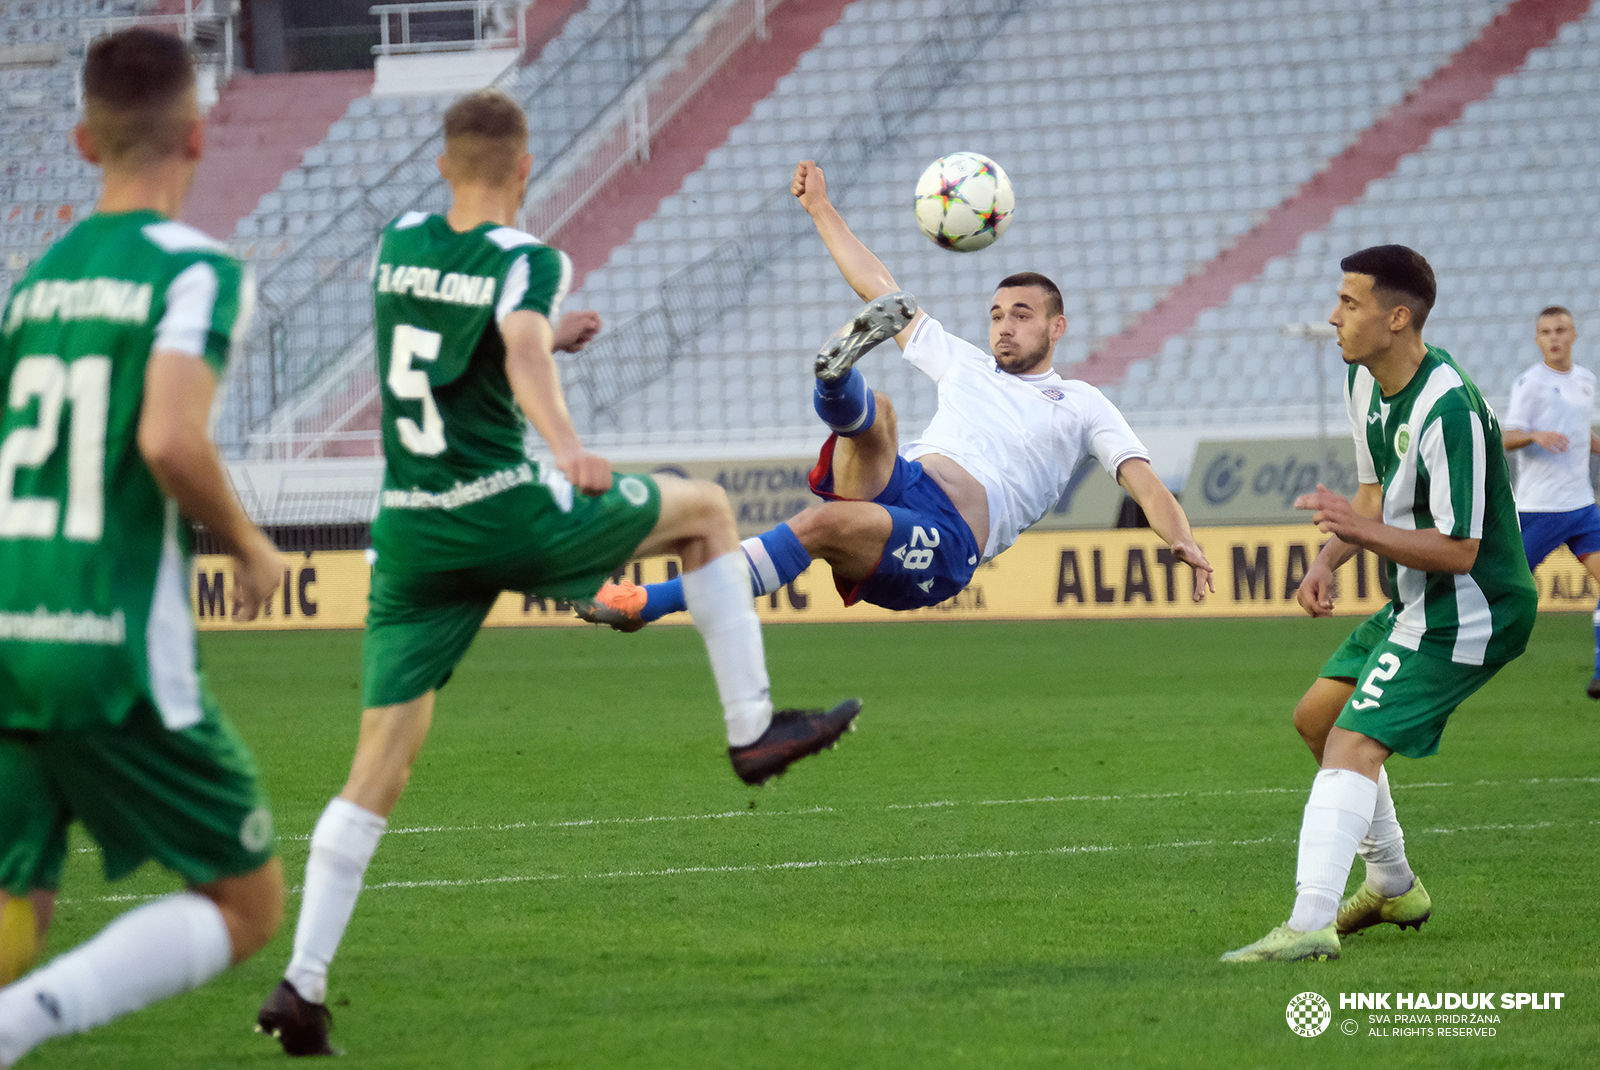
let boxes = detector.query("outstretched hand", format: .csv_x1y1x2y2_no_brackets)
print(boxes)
1171,537,1216,602
1295,483,1371,544
552,310,602,353
556,448,613,497
792,160,830,215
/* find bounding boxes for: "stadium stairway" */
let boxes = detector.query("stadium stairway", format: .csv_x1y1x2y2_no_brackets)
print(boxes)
555,0,858,289
184,71,375,242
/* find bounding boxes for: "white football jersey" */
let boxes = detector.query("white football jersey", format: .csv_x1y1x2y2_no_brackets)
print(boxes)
899,315,1150,561
1504,361,1597,512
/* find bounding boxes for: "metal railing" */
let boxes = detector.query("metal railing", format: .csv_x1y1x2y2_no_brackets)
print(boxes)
226,0,726,459
566,0,1026,426
371,1,529,57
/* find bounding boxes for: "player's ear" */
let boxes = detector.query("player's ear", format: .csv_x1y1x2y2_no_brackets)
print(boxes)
1389,303,1413,334
1049,314,1068,342
516,152,532,183
73,123,100,165
436,153,449,181
181,117,203,162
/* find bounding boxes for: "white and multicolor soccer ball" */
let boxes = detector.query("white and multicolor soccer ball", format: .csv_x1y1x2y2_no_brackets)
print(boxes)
913,152,1014,252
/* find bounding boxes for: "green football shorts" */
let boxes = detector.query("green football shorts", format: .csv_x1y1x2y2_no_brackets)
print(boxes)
0,697,276,895
362,472,662,708
1320,609,1508,759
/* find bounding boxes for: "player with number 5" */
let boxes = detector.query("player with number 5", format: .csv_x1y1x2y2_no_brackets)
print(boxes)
1222,247,1538,963
254,90,861,1057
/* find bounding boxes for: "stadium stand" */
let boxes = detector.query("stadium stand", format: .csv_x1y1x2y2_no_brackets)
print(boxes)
561,0,1535,466
0,1,144,306
222,0,768,462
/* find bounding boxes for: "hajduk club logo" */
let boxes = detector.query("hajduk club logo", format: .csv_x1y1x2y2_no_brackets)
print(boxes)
1286,991,1333,1037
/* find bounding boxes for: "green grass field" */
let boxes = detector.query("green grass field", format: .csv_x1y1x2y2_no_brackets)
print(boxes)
21,614,1600,1069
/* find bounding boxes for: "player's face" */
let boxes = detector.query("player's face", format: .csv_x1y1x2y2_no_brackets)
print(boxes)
1328,273,1399,366
989,286,1063,374
1536,313,1575,366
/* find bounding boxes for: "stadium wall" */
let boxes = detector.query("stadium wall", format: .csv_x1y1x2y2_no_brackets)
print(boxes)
188,526,1599,631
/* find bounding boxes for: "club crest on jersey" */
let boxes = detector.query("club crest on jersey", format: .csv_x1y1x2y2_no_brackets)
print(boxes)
1395,424,1412,453
1042,387,1065,401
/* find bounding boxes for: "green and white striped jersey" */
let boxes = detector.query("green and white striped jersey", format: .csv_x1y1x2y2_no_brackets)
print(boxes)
1345,344,1537,665
369,211,571,572
0,210,253,730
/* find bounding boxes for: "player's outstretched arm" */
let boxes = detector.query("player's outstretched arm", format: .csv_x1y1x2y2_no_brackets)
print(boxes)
1293,482,1380,616
1116,458,1214,601
139,349,280,621
501,308,612,496
792,160,921,347
1296,482,1477,575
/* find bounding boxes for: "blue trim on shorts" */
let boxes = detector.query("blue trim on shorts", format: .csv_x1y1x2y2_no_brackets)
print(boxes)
1520,503,1600,567
807,435,980,610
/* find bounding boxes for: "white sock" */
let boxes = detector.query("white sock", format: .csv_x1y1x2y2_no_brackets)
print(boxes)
0,892,231,1066
681,550,774,747
1359,766,1416,897
284,797,386,1005
1287,767,1379,932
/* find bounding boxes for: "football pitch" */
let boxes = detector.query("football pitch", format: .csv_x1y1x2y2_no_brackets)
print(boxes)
28,615,1599,1069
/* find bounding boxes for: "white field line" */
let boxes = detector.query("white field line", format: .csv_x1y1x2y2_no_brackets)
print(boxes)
66,819,1596,907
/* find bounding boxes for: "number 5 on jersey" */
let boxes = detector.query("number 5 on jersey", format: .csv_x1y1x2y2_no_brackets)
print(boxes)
388,323,446,456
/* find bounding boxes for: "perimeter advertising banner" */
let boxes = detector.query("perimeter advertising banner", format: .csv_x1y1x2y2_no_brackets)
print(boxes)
190,525,1599,631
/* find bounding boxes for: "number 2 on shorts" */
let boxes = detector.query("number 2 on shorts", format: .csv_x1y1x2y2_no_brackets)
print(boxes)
1349,652,1401,711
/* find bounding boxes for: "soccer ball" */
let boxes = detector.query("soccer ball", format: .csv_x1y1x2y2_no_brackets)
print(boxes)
913,152,1014,252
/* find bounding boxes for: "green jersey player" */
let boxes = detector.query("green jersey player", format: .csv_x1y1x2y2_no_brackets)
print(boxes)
1223,245,1538,963
0,29,286,1065
256,89,860,1056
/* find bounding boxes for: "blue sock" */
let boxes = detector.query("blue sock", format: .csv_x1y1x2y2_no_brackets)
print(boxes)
742,524,812,596
640,577,686,622
636,525,812,621
813,367,876,437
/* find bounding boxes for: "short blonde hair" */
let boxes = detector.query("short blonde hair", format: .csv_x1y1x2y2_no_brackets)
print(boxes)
442,89,528,184
83,28,197,167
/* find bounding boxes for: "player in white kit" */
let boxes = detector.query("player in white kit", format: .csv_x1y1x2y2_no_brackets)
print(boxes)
1502,306,1600,696
576,160,1213,628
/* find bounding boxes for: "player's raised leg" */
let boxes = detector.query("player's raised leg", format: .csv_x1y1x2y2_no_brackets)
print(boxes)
577,292,914,631
631,476,861,785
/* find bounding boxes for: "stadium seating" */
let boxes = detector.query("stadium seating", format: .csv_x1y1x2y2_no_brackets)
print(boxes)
562,0,1524,457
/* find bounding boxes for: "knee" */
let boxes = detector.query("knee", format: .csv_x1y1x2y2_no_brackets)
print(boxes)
210,858,285,964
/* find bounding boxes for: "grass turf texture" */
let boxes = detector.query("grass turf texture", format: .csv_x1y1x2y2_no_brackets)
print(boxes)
21,616,1599,1069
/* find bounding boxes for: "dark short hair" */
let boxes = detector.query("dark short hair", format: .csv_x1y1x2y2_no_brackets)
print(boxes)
995,271,1064,319
83,28,196,164
443,89,528,183
1538,305,1573,322
1339,245,1436,330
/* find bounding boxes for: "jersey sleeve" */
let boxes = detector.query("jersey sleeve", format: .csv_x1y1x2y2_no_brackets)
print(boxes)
1418,406,1487,540
494,245,572,326
1077,385,1150,476
152,255,253,376
1502,370,1536,432
1346,366,1378,484
901,314,983,381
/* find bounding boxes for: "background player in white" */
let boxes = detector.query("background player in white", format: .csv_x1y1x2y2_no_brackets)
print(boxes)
1502,305,1600,697
578,160,1213,629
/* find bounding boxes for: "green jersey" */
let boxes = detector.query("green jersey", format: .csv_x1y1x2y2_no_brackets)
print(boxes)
369,212,572,571
0,211,252,730
1345,344,1537,665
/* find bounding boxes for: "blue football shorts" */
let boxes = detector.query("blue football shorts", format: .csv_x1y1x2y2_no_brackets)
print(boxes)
808,435,981,611
1520,503,1600,568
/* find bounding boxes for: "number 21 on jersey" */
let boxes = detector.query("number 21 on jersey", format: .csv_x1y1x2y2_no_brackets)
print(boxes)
0,354,111,542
